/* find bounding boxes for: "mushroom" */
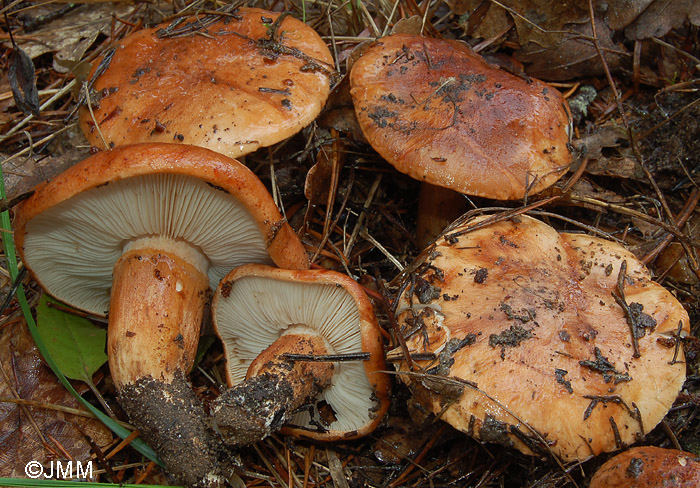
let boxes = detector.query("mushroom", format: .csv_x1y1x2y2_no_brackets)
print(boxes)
210,264,390,445
79,7,334,157
349,34,572,245
590,446,700,487
393,214,689,461
14,143,309,486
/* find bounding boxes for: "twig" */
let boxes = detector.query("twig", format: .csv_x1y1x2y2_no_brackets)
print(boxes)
280,352,370,362
0,79,76,144
360,228,404,272
587,0,678,248
345,174,382,257
641,186,700,266
610,261,641,358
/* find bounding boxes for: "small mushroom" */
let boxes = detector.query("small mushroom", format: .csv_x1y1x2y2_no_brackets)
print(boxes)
590,446,700,487
14,143,308,486
393,215,688,461
211,264,390,445
349,34,572,245
80,7,334,157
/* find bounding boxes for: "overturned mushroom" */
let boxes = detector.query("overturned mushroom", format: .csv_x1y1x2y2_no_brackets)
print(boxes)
80,7,334,157
349,34,572,245
394,215,688,461
590,446,700,487
211,264,390,445
14,143,308,486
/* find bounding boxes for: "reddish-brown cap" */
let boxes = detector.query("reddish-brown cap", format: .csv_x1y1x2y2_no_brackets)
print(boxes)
212,263,390,441
349,34,572,200
15,143,309,316
394,215,688,461
590,446,700,487
79,8,334,157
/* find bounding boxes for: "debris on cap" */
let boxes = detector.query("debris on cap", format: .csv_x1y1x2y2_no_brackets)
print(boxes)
394,214,688,461
80,7,334,157
350,34,573,200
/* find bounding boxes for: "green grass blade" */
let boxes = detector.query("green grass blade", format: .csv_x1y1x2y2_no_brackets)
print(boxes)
0,478,177,488
0,173,162,467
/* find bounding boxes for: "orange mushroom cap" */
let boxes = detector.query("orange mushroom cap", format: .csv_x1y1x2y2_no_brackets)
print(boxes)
394,215,688,461
590,446,700,488
15,142,308,316
79,8,334,157
350,34,572,200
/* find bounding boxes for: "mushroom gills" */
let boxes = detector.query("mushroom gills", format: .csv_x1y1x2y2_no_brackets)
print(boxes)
212,269,386,442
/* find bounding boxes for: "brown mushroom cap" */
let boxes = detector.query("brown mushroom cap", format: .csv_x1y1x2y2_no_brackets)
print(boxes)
394,215,688,461
590,446,700,487
79,7,334,157
349,34,572,200
212,263,390,441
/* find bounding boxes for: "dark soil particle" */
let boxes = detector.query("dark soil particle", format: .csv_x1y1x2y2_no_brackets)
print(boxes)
554,368,574,393
499,303,536,323
368,107,397,128
118,371,226,487
474,267,488,283
479,415,514,447
489,324,533,348
414,276,441,304
428,336,477,377
212,372,297,446
579,347,632,384
626,456,644,477
628,302,657,338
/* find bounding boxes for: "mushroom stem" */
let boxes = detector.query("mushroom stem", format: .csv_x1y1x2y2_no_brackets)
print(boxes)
213,328,334,446
109,239,223,487
416,183,467,248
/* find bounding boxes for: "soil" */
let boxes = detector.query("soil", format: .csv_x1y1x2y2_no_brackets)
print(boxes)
118,371,227,487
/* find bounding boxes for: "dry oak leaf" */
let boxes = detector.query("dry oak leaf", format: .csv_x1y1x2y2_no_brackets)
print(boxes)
0,321,112,477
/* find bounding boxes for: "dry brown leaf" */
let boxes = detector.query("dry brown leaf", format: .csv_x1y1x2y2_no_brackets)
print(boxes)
602,0,655,30
304,140,346,206
0,320,112,477
316,76,366,142
566,178,627,205
389,15,423,35
575,125,627,160
515,17,623,80
15,3,135,72
451,1,697,79
2,126,92,203
372,415,432,465
450,1,625,79
624,0,696,40
586,154,642,180
690,1,700,24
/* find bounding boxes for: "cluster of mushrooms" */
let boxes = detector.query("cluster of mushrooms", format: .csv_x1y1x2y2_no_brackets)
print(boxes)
12,5,695,487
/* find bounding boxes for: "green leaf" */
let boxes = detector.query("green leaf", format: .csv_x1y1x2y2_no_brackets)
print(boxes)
0,193,161,467
36,294,107,383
